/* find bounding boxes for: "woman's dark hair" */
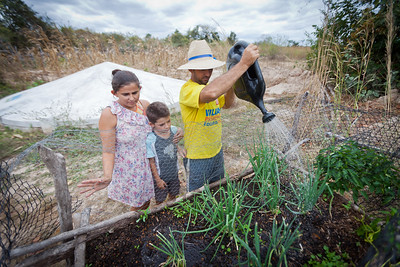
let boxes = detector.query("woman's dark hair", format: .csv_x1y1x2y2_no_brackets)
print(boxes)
111,69,140,92
146,101,170,124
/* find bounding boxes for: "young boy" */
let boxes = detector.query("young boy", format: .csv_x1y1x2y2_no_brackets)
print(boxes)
146,101,184,204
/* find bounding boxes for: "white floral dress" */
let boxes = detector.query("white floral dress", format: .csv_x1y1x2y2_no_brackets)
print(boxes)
107,101,154,207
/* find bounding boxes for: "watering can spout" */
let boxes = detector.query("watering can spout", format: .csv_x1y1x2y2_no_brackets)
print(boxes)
227,41,275,123
263,112,276,123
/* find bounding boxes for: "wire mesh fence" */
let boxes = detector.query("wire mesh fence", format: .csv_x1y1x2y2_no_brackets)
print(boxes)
0,93,399,266
0,161,82,266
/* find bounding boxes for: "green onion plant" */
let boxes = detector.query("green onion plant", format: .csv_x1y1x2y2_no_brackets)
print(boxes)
237,218,301,266
182,176,259,259
151,228,186,267
285,164,329,215
247,134,286,215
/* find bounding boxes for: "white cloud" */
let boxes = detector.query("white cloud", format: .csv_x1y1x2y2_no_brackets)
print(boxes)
24,0,325,43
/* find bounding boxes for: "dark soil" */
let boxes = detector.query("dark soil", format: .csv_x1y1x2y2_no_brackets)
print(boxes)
85,176,371,266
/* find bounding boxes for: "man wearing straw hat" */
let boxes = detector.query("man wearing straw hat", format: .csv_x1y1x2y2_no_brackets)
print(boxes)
178,39,259,191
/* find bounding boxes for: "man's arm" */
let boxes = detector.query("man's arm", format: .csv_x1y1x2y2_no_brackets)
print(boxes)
223,87,236,109
199,44,259,104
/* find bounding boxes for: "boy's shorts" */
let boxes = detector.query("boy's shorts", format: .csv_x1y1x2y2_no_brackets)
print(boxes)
153,176,180,203
184,149,225,192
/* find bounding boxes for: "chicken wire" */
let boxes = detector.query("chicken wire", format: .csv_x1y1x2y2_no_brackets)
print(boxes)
1,93,399,265
0,162,82,267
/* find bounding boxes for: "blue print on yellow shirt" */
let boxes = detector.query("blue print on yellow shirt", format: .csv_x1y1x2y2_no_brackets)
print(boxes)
204,107,221,126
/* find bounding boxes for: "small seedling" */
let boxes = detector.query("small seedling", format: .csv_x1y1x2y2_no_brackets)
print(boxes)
136,208,150,223
342,201,351,211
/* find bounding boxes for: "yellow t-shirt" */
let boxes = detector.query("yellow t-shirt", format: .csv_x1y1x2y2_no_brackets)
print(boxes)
179,79,225,159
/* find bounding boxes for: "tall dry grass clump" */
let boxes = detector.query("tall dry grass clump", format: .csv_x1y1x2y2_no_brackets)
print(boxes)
0,27,193,92
0,27,251,97
256,41,310,61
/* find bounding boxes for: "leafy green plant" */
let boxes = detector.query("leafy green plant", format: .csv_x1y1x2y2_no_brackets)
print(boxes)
342,201,352,211
136,208,150,223
305,245,351,267
167,205,188,219
355,208,398,244
151,228,186,267
356,215,382,244
315,140,400,204
220,244,232,255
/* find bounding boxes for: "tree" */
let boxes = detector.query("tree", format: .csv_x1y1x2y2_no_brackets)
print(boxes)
187,24,220,42
0,0,54,48
227,31,237,45
288,40,299,47
312,0,400,101
170,29,189,47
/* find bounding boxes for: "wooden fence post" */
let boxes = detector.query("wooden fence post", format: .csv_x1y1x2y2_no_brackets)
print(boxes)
74,208,91,267
38,145,73,266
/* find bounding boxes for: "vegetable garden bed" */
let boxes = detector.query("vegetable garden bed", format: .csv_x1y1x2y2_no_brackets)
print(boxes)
85,141,374,266
85,177,367,266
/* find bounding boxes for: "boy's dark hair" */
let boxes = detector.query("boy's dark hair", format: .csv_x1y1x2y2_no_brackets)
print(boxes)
146,101,170,123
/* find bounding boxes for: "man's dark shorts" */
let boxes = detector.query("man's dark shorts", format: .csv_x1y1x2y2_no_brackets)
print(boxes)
184,149,225,192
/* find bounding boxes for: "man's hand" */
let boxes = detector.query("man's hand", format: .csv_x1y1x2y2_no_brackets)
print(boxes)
240,43,259,68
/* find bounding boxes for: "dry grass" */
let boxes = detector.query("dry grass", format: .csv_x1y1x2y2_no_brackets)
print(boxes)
0,27,309,96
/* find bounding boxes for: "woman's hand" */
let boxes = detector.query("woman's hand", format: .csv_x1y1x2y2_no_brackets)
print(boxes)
173,127,184,144
178,147,187,158
78,177,111,197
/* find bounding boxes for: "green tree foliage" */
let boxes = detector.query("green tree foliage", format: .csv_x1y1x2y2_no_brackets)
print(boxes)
227,31,237,45
288,40,299,47
0,0,54,48
312,0,399,100
187,25,220,43
170,29,189,47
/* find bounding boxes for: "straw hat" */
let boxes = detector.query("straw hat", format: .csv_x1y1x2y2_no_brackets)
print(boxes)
178,40,225,70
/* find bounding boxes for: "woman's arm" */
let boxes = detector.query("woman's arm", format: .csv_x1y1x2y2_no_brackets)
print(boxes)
99,108,117,181
78,108,116,196
141,99,150,111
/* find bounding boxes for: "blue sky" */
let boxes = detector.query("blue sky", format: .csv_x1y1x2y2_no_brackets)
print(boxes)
24,0,325,44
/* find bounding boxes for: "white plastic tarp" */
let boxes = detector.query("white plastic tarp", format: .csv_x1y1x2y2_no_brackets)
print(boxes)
0,62,185,131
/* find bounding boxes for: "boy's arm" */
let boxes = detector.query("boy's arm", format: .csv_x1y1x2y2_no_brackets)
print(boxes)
149,158,166,189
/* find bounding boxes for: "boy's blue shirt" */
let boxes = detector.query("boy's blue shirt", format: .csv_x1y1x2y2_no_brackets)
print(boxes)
145,125,178,174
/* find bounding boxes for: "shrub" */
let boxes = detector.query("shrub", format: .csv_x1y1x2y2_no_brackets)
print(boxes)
315,140,400,204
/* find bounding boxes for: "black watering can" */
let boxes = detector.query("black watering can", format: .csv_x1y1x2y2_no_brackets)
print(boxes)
227,41,275,123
